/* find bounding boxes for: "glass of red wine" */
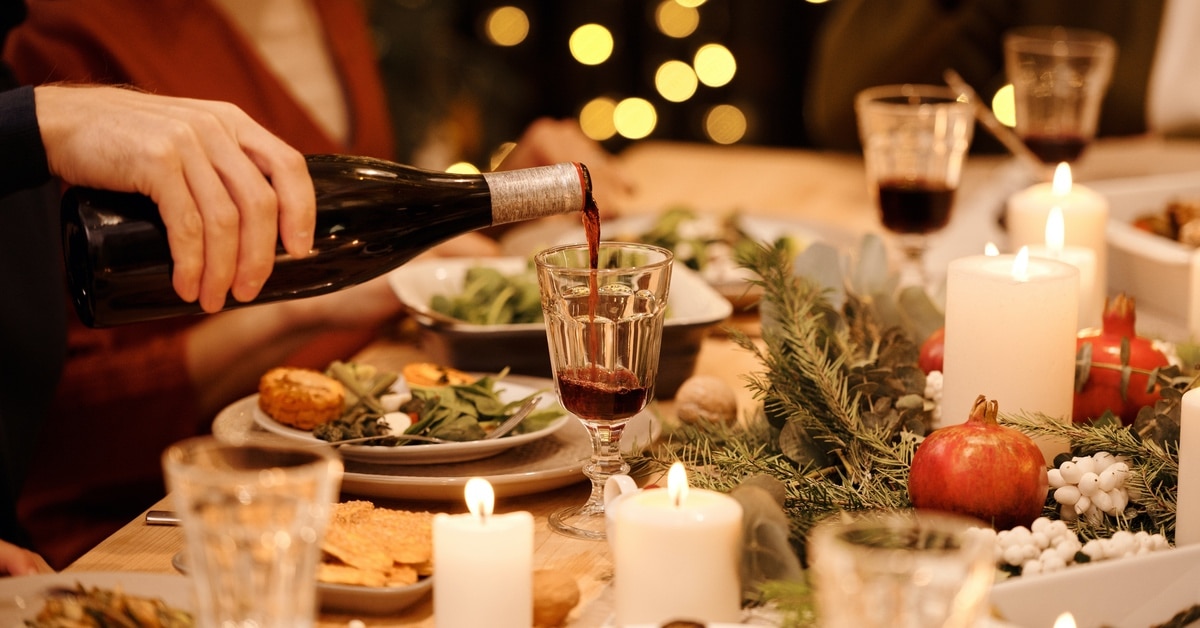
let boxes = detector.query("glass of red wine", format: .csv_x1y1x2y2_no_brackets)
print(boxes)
855,84,975,289
534,241,672,540
1004,26,1116,175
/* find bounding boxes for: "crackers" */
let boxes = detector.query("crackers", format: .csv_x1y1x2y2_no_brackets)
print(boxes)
319,501,434,587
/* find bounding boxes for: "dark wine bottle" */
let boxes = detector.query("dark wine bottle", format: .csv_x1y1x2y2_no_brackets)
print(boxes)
62,154,592,327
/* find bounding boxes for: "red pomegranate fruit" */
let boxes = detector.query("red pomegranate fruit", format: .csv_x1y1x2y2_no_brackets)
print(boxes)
908,395,1049,531
1073,294,1170,426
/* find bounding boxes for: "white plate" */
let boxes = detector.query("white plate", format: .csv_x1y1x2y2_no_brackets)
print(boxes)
214,384,661,501
251,378,568,465
170,550,431,615
0,571,192,626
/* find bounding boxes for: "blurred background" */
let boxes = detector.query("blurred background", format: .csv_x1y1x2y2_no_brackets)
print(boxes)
369,0,835,170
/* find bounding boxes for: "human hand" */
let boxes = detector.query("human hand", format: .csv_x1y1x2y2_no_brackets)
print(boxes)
0,539,53,577
34,85,316,313
497,118,632,217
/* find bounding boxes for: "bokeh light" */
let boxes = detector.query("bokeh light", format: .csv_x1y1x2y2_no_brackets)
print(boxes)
579,97,618,141
613,98,657,139
655,60,698,102
694,43,736,87
655,1,699,39
704,104,747,144
489,142,517,170
992,83,1016,127
676,0,707,7
569,24,614,66
484,6,530,47
445,162,481,174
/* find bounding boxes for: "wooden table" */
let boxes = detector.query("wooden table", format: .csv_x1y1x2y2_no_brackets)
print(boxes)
63,136,1200,626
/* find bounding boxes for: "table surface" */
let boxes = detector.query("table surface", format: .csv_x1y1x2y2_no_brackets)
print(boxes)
63,136,1200,626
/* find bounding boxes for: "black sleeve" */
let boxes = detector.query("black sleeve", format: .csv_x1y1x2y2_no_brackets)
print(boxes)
0,85,51,198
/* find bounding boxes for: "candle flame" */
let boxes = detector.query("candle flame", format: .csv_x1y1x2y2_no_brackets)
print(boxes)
1052,162,1073,196
984,242,1000,256
1054,612,1076,628
464,477,495,522
1012,246,1030,282
1044,206,1066,253
667,461,689,508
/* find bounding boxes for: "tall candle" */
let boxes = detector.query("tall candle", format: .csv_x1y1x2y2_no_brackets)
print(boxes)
1027,207,1101,330
614,462,743,626
1006,162,1108,310
942,250,1078,464
1177,389,1200,546
433,478,533,628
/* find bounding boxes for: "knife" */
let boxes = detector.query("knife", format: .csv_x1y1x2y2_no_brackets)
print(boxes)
145,510,182,526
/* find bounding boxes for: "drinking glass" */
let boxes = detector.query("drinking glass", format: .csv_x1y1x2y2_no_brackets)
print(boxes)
535,241,672,540
1004,26,1116,172
163,436,343,627
855,84,975,289
808,510,995,628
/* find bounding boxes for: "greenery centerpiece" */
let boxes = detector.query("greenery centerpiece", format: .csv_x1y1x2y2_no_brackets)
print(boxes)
627,235,1193,624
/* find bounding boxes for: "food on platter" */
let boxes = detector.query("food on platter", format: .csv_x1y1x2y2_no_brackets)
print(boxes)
1132,197,1200,246
257,367,346,430
256,360,563,447
24,582,193,627
610,206,800,288
430,264,542,325
319,501,433,587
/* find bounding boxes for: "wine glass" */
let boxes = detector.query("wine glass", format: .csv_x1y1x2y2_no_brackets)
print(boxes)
1004,26,1116,177
534,241,672,540
855,84,975,290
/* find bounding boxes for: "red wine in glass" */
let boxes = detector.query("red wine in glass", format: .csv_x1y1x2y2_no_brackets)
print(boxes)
877,179,956,235
1021,133,1088,164
556,366,648,422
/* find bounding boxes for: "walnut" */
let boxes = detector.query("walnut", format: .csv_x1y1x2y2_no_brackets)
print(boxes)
532,569,580,627
674,375,738,425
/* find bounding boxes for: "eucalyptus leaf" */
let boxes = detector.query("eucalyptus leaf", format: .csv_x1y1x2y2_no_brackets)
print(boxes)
779,420,831,468
792,242,845,310
851,233,891,297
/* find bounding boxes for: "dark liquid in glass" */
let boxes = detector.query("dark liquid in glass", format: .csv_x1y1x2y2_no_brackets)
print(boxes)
877,179,955,234
557,367,648,422
1022,134,1087,164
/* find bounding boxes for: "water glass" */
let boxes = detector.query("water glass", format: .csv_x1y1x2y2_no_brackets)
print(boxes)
162,436,343,627
1004,25,1117,168
808,510,995,628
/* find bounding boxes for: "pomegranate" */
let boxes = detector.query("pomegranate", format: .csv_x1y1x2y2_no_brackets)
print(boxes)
908,395,1048,530
1073,294,1170,426
919,327,945,374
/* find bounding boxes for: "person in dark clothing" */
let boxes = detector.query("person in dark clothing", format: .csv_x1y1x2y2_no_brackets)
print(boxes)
0,0,317,575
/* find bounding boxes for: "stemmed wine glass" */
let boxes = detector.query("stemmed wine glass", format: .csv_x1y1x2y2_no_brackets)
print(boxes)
534,241,672,540
855,84,975,290
1004,26,1116,178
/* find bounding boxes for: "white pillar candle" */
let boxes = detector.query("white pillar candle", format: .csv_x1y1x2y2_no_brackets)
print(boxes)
1026,207,1101,330
614,462,743,626
942,249,1078,464
1006,163,1108,310
433,478,533,628
1176,389,1200,546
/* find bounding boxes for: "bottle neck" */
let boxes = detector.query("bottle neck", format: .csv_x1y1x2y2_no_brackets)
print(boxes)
483,163,589,226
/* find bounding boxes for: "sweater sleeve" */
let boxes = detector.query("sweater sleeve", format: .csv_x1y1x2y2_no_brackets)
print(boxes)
0,85,50,197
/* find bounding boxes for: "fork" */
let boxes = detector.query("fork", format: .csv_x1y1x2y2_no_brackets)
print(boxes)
322,395,542,447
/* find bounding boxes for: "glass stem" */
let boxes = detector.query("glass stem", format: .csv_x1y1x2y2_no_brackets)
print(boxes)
581,423,628,513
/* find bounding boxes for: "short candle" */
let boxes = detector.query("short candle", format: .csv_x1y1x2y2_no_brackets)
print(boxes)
1176,389,1200,546
941,249,1078,464
614,462,743,626
1026,206,1101,330
433,477,533,628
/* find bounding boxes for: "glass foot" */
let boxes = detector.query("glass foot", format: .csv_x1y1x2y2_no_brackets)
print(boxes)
548,503,608,541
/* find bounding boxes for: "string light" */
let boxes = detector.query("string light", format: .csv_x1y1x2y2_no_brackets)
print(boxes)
569,24,614,65
655,0,699,38
694,43,736,87
613,98,657,139
704,104,747,144
579,97,618,141
655,60,698,102
993,83,1017,127
483,6,529,47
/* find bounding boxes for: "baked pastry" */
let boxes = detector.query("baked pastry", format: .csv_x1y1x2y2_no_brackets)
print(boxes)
258,367,346,430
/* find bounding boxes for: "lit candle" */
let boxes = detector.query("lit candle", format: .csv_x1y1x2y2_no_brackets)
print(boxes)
942,249,1078,464
614,462,744,626
1006,162,1109,311
1055,611,1077,628
1027,207,1101,330
433,477,533,628
1177,389,1200,546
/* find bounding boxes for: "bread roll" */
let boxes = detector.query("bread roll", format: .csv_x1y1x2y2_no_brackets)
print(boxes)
258,367,345,430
